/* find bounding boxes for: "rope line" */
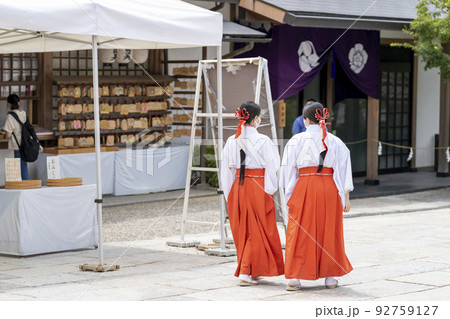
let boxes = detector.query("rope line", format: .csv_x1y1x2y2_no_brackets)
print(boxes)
342,138,449,150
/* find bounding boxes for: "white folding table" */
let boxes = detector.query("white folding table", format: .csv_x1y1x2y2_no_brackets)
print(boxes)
0,184,97,256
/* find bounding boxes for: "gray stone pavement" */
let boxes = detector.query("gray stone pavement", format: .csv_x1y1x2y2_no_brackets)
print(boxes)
0,188,449,301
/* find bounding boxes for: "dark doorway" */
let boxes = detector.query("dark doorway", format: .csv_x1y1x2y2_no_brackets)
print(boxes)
379,45,413,173
283,66,327,140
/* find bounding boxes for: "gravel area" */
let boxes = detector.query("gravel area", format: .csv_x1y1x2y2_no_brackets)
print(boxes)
101,187,450,243
103,195,221,242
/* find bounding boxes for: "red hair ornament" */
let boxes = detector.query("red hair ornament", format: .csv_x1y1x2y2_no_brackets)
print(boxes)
315,108,331,151
234,107,250,138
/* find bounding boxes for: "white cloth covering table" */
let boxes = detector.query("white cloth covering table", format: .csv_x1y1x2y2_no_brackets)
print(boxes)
35,146,189,196
113,146,189,196
0,185,97,256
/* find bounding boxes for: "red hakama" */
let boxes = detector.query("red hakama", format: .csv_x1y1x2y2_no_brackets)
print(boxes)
227,169,284,277
285,167,353,280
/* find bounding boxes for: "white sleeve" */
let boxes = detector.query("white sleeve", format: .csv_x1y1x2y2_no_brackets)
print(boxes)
339,142,354,193
332,139,354,207
263,138,280,195
220,139,236,201
280,138,299,203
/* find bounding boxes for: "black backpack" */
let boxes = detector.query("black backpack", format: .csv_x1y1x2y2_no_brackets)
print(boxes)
8,111,40,162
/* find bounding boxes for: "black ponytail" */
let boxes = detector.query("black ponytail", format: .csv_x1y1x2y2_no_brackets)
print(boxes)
7,94,20,110
302,102,328,173
237,101,261,185
239,149,246,185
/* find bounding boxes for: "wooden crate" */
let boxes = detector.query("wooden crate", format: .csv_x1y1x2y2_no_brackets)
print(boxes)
79,264,120,272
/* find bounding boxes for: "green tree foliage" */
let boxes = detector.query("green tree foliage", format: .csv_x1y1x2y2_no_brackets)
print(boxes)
394,0,450,81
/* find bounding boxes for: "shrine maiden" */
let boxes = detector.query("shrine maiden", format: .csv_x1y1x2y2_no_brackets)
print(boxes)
280,102,353,291
221,101,284,286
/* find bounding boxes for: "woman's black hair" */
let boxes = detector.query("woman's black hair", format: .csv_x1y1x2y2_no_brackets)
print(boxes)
302,101,323,124
238,101,261,185
7,94,20,110
302,102,328,173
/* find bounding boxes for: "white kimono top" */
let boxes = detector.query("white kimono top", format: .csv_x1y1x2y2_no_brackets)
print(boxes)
280,124,354,207
221,126,280,200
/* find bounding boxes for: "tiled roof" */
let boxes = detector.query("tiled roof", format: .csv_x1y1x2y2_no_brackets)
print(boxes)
262,0,417,21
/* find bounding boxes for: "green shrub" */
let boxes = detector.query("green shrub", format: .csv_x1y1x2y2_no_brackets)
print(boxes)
205,145,219,188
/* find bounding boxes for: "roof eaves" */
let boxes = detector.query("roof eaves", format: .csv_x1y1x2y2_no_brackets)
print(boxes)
284,12,413,31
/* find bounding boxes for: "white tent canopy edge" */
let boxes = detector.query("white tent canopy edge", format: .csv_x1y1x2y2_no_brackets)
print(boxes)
0,0,223,266
0,0,222,53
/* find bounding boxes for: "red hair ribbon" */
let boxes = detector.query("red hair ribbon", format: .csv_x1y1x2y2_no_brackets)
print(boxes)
315,108,331,151
234,107,249,138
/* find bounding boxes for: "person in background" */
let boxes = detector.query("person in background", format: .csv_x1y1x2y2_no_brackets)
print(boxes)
221,101,284,286
291,98,316,136
2,94,30,180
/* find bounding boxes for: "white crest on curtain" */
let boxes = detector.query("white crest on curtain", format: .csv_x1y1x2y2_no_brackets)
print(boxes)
446,147,450,162
298,40,319,73
378,141,382,156
349,43,368,74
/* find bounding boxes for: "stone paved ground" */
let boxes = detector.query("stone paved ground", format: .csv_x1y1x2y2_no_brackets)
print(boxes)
0,188,449,303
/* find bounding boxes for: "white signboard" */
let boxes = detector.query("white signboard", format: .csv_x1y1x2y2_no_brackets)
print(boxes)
5,158,21,181
47,156,61,180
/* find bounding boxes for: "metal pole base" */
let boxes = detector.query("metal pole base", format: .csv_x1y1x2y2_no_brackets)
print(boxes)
79,264,120,272
166,240,200,248
204,248,236,257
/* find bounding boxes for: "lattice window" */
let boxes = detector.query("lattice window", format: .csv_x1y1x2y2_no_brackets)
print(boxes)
0,53,39,100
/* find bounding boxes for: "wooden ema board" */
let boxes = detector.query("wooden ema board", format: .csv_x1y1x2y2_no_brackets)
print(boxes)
43,146,118,155
79,264,120,272
5,180,42,189
47,177,82,187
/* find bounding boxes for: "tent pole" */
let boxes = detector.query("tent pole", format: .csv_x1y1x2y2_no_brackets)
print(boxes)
92,35,104,265
216,46,226,251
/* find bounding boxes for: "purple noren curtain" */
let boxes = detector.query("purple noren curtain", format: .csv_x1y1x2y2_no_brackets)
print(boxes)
241,25,380,101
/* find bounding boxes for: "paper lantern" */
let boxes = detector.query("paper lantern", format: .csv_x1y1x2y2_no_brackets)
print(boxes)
132,49,149,64
117,49,133,64
98,49,117,63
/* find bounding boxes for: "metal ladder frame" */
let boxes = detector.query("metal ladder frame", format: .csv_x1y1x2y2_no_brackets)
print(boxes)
170,57,286,250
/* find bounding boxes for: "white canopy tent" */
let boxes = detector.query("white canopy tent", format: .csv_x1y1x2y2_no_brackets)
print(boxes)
0,0,222,52
0,0,223,265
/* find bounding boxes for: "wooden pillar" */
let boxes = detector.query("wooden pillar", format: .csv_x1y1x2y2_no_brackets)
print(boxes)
365,96,380,185
229,4,237,53
410,56,418,170
163,49,169,75
437,44,450,176
149,49,163,74
38,52,53,130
